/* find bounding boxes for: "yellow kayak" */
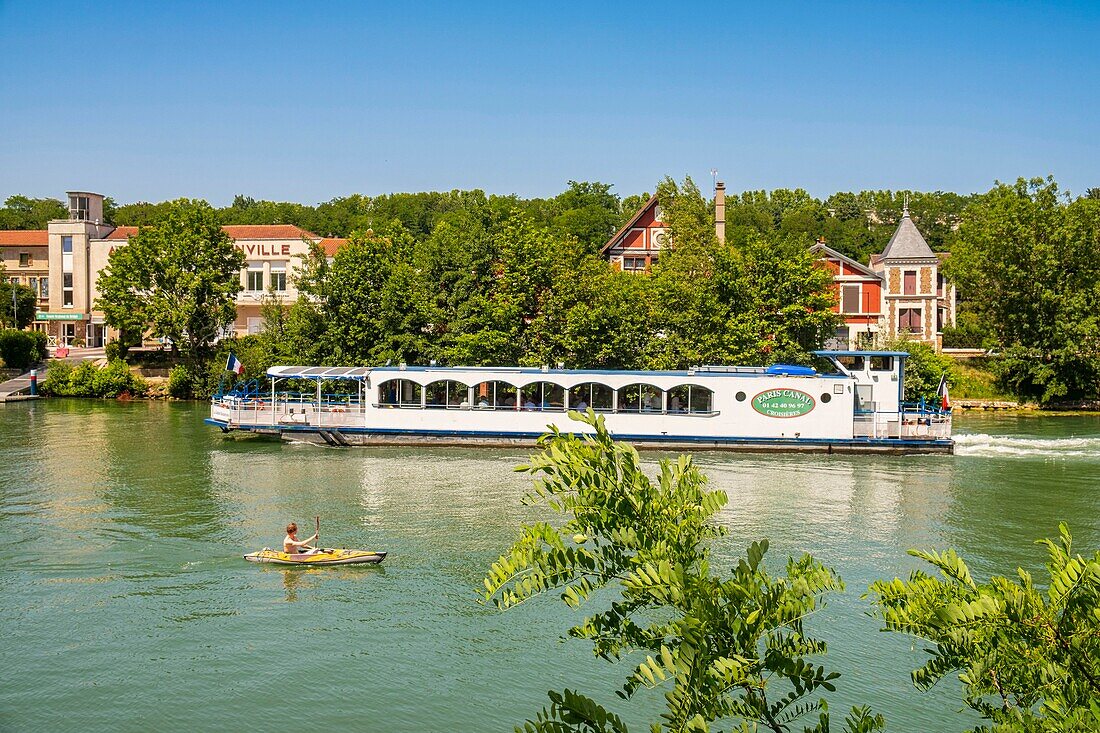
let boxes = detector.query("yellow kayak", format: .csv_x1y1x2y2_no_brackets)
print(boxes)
244,548,387,566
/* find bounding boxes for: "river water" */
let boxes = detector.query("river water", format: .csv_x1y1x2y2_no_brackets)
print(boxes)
1,401,1098,732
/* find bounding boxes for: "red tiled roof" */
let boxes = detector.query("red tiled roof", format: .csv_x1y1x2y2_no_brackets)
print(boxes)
318,237,347,256
104,224,319,241
0,230,48,245
104,226,138,240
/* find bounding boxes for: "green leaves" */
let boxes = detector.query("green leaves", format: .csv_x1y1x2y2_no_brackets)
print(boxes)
870,524,1100,729
481,411,869,732
95,199,245,361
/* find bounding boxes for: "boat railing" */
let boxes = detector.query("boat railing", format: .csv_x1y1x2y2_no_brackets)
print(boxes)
853,407,951,440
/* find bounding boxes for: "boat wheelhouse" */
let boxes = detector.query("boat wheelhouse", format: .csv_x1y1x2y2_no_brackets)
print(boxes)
206,351,952,454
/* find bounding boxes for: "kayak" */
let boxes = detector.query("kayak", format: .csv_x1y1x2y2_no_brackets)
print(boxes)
244,548,387,566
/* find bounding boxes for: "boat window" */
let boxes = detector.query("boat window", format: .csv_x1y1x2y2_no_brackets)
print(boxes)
666,385,713,414
472,380,518,409
520,381,565,411
568,382,613,411
835,355,865,372
870,356,894,371
617,383,663,413
425,380,469,408
377,379,422,407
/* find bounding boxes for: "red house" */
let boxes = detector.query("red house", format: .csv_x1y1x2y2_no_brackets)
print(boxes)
600,194,668,273
810,242,883,349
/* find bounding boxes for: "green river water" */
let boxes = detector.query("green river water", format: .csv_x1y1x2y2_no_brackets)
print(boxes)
1,400,1099,732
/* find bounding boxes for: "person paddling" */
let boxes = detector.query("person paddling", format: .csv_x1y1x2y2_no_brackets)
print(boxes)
283,522,319,555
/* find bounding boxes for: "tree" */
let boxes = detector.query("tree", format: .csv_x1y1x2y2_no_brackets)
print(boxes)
945,178,1100,403
869,523,1100,731
0,274,37,330
95,200,246,361
481,411,884,733
0,195,67,229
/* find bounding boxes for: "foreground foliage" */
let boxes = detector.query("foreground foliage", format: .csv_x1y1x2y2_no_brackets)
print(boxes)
481,411,881,733
870,524,1100,731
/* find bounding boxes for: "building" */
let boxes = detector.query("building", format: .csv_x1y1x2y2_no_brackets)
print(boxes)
601,182,726,273
810,242,883,349
813,203,956,350
0,191,345,346
1,229,50,328
605,186,956,351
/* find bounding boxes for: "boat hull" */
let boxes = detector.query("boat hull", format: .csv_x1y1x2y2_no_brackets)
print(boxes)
207,419,953,454
244,549,387,566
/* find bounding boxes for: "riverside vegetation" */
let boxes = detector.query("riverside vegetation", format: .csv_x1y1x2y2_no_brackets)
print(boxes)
481,411,1100,733
4,176,1098,404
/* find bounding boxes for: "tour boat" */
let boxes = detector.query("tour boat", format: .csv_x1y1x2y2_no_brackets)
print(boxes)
244,548,387,566
207,350,953,454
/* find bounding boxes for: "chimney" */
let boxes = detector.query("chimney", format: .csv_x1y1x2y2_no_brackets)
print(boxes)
714,181,726,243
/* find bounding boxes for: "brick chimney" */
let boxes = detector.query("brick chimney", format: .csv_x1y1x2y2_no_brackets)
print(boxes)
714,181,726,243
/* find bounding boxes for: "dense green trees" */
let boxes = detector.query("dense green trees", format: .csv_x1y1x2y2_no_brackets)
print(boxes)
946,178,1100,404
482,411,884,733
259,179,837,374
95,200,246,361
0,195,67,229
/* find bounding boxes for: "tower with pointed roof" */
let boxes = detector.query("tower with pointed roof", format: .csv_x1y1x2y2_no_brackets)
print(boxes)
870,201,955,349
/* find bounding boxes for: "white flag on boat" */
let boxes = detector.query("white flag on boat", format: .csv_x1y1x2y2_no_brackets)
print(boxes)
936,372,950,410
226,352,244,375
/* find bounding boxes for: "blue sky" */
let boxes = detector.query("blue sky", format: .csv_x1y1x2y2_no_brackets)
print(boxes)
1,1,1097,204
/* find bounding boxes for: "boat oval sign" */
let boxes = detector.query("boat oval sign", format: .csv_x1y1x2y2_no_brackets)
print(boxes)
751,389,815,418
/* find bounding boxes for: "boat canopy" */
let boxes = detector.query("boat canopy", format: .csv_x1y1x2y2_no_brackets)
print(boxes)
266,366,373,380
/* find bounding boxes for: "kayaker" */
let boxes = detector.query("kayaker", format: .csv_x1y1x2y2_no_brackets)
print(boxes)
284,522,319,554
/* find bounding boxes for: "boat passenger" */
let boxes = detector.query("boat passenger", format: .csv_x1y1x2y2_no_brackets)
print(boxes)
477,398,490,409
523,399,537,411
284,522,319,555
575,399,588,410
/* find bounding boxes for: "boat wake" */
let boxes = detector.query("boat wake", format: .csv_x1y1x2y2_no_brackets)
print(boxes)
955,433,1100,458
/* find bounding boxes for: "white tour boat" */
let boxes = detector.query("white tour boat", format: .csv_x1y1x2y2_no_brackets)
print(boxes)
206,350,952,454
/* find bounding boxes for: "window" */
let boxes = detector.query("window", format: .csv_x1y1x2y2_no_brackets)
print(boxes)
870,356,894,371
937,307,945,333
39,277,48,298
271,263,287,292
61,236,73,254
899,307,922,334
62,272,74,307
520,382,565,411
425,380,469,408
377,379,422,407
841,284,861,313
69,195,90,219
617,383,663,413
28,277,37,295
666,385,714,414
18,252,31,267
836,355,865,372
937,273,945,297
247,267,264,292
622,256,647,273
472,380,518,408
568,383,613,411
903,270,917,295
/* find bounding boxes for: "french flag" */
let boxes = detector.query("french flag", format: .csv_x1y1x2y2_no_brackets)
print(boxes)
936,372,950,411
226,352,244,376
